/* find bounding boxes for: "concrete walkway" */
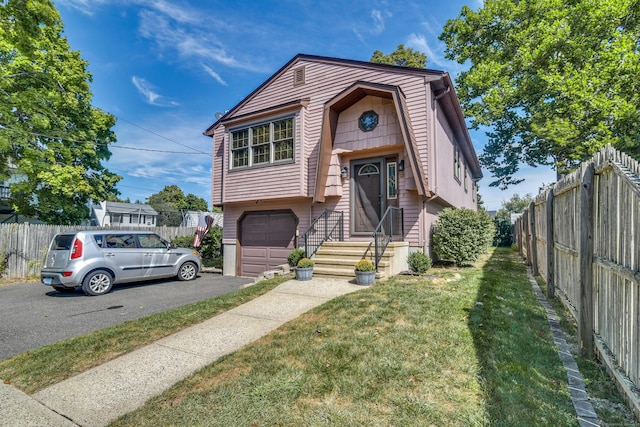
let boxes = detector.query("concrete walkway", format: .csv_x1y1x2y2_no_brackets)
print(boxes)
0,277,364,427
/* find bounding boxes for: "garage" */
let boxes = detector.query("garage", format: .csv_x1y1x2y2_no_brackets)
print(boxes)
238,210,297,277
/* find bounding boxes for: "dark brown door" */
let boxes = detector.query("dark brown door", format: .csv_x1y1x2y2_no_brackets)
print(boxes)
239,211,297,277
353,161,383,233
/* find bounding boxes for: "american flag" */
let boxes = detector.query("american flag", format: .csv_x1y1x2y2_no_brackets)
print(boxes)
193,213,214,247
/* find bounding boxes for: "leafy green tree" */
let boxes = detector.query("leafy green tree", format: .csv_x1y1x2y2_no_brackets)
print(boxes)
147,185,208,226
440,0,640,189
495,193,533,221
0,0,120,224
370,44,427,68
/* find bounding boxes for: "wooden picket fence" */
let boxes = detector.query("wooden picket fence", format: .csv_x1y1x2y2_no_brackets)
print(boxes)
515,144,640,419
0,224,196,280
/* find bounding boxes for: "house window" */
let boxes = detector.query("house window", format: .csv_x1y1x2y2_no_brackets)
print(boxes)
230,117,295,169
464,165,468,192
111,214,123,224
454,146,461,182
387,162,397,199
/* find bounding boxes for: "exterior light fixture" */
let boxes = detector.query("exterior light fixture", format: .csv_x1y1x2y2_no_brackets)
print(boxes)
398,160,405,171
341,167,348,178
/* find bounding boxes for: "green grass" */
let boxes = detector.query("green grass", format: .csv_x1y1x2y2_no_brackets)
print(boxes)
0,275,287,394
2,248,637,426
109,248,578,426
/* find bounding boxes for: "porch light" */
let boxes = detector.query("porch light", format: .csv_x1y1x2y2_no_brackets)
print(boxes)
398,160,405,171
341,167,348,179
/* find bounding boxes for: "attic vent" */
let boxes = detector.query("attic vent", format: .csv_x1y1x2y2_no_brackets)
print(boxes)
293,67,305,86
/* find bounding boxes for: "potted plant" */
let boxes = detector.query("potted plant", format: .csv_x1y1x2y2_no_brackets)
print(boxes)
295,257,314,281
354,259,376,286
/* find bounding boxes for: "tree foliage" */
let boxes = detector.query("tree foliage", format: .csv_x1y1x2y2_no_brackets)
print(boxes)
370,44,427,68
147,185,208,226
0,0,120,224
440,0,640,189
432,208,495,266
495,193,533,221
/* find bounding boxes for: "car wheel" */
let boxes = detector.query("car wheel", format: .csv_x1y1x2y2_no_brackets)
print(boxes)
177,262,198,281
82,270,113,296
53,286,75,293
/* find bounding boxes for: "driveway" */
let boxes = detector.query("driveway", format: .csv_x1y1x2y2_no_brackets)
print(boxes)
0,273,254,361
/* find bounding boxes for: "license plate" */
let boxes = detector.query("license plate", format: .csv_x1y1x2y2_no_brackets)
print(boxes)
43,277,52,285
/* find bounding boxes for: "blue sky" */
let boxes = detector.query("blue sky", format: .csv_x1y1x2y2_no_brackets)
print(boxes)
54,0,556,211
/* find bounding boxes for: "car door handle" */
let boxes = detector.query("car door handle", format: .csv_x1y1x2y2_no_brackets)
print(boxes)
105,253,116,257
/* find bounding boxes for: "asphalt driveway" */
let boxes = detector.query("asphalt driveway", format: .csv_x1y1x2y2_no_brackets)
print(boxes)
0,272,254,360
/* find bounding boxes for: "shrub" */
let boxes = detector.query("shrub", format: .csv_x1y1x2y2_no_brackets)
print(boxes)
296,258,314,268
171,225,222,262
287,248,305,267
407,251,432,274
493,218,513,247
355,259,375,272
432,208,496,267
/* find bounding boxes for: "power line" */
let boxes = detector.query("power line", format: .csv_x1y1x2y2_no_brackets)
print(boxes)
0,124,212,155
117,116,209,154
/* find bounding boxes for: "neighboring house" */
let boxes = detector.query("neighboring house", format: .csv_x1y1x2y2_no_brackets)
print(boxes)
204,54,482,277
90,201,158,227
180,210,223,228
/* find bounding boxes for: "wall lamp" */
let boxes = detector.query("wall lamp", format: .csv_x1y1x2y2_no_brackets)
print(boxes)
341,166,349,179
398,160,405,171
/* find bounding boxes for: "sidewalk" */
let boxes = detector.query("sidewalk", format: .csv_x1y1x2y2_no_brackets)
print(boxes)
0,277,364,427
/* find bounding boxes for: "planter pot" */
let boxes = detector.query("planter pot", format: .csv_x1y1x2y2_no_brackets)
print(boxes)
355,270,376,286
295,267,313,281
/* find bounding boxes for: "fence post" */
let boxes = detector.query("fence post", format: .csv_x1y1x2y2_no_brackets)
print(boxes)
529,201,538,276
579,163,595,358
546,189,555,298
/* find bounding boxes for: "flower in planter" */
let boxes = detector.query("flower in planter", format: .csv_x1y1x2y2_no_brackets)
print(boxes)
297,258,315,269
287,248,305,267
355,259,375,271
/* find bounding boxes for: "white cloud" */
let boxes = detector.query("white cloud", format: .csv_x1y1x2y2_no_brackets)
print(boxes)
131,76,179,106
371,10,385,34
202,65,228,86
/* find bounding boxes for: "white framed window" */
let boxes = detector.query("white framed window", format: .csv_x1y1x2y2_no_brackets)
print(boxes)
464,165,468,192
230,117,295,169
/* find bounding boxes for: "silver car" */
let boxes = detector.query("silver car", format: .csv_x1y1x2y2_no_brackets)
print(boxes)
40,230,202,296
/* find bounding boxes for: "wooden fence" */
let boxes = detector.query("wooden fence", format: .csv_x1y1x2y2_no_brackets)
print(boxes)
515,145,640,419
0,224,196,280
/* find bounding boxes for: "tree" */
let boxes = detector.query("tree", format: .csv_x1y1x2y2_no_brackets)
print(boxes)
495,193,533,221
440,0,640,189
0,0,120,224
147,185,208,226
370,44,427,68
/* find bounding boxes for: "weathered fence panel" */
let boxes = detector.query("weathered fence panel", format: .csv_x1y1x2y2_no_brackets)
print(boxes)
0,224,197,280
515,145,640,419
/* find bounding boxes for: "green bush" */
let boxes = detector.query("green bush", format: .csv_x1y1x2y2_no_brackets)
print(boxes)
171,225,222,262
432,208,496,266
296,258,314,268
355,259,375,271
493,218,513,247
287,248,305,267
407,251,432,274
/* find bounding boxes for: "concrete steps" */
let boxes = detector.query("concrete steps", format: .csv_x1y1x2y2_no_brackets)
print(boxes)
312,241,403,280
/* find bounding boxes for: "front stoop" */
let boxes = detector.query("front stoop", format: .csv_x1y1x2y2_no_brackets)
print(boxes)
312,241,409,280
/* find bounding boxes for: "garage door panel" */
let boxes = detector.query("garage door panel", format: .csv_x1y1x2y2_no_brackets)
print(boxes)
240,211,297,277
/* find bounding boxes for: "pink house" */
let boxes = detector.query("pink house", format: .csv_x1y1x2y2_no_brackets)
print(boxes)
204,54,481,278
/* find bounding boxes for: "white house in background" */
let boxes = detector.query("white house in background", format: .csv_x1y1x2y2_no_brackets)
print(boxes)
90,201,158,227
180,210,223,228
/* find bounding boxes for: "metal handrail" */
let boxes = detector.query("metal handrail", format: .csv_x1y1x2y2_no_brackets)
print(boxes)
373,206,404,271
301,209,344,258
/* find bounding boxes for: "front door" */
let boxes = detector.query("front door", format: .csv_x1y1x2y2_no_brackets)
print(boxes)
353,159,384,234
